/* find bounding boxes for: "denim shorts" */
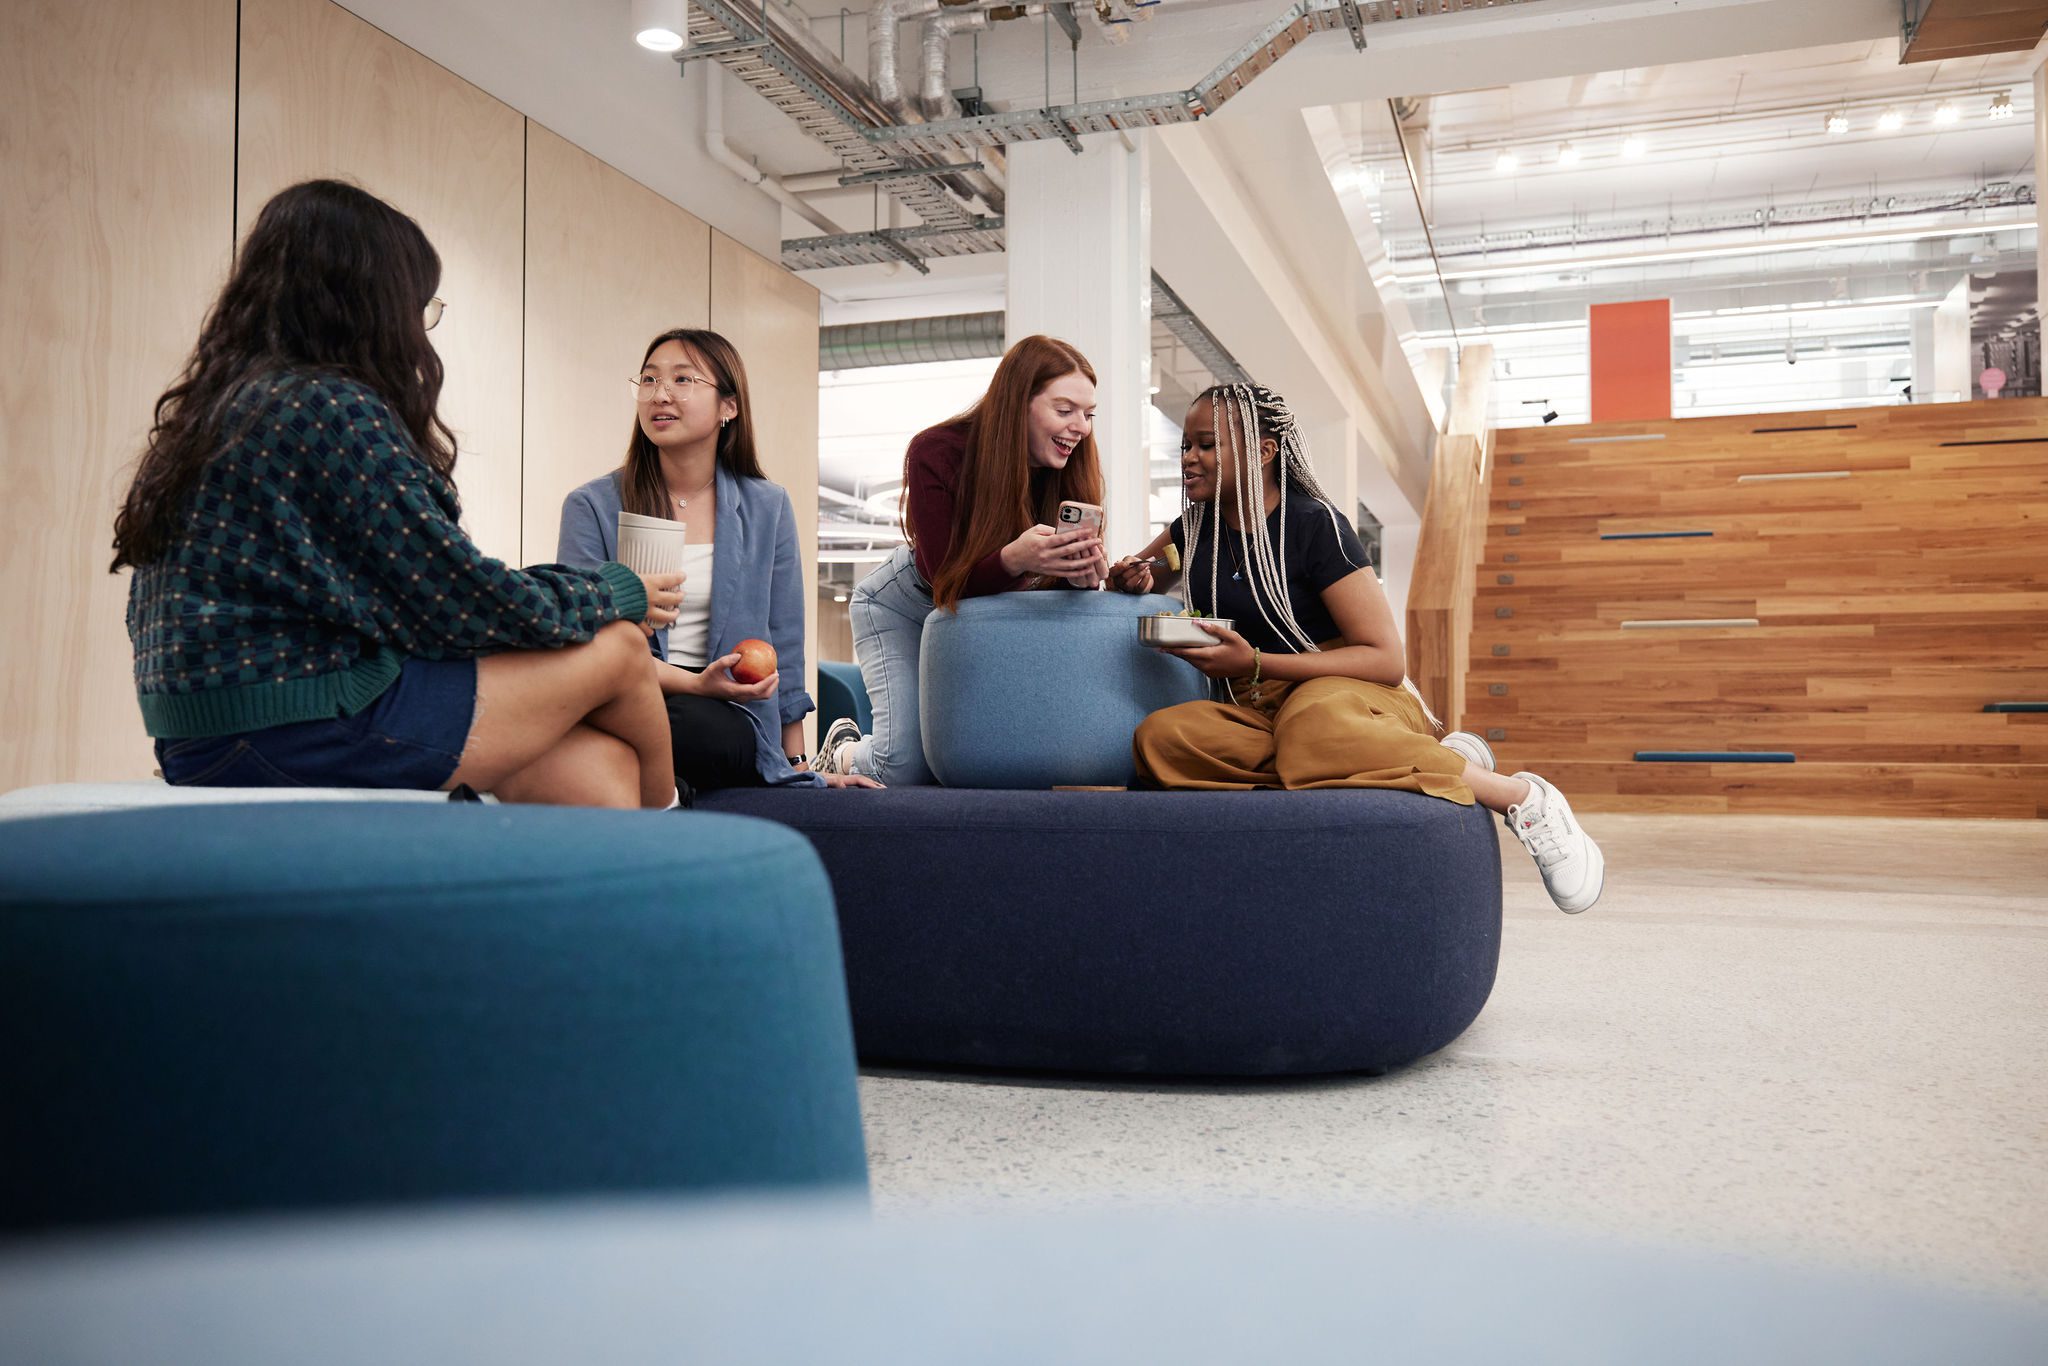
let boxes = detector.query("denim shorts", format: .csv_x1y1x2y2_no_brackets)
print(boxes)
156,657,478,790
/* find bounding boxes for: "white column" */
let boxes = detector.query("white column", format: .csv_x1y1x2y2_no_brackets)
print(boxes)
2037,63,2047,331
1912,276,1972,403
1005,132,1151,556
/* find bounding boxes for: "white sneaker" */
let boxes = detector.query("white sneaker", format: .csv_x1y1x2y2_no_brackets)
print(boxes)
1441,731,1496,772
1504,771,1605,914
815,717,864,776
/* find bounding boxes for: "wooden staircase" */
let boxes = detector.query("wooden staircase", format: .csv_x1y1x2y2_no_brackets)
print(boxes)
1459,400,2048,818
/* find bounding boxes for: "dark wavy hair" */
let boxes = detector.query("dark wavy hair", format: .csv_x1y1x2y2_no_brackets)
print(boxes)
620,328,767,520
111,179,454,570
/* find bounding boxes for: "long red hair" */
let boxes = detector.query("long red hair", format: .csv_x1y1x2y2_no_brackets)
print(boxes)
909,335,1105,611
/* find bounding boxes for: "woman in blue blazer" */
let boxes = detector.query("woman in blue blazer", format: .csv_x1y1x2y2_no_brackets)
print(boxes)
558,328,878,792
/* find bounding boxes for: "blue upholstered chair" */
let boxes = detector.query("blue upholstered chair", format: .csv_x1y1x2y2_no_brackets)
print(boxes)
0,802,868,1230
817,659,874,740
918,592,1209,788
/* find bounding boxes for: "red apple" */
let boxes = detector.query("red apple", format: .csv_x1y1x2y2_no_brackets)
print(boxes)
730,637,778,685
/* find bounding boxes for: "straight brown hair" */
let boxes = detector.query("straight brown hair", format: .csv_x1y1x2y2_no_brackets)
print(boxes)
620,329,766,519
911,335,1104,611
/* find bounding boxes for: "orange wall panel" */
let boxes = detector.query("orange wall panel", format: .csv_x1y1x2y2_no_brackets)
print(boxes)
1589,299,1672,423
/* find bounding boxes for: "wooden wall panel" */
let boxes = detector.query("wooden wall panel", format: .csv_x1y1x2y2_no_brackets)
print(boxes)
1469,400,2048,817
710,232,823,749
520,121,712,561
0,0,237,787
237,0,525,561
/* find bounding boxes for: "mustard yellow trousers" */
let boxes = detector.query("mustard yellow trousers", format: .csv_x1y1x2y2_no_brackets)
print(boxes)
1132,674,1475,803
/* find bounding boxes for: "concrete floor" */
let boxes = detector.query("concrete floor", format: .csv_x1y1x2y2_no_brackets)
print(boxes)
857,813,2048,1300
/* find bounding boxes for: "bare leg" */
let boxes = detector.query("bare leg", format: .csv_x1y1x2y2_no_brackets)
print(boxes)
493,724,639,808
1464,763,1534,814
446,622,674,808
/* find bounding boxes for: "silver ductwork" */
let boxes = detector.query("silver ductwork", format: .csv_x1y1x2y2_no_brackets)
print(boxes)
920,10,988,120
821,312,1008,369
781,0,1551,273
818,275,1249,374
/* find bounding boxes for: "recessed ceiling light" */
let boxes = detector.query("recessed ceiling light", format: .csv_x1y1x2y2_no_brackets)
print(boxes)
1877,108,1903,132
1557,141,1581,166
1824,110,1849,136
1933,101,1960,126
1621,135,1647,159
1494,149,1520,174
633,0,689,52
1989,91,2015,120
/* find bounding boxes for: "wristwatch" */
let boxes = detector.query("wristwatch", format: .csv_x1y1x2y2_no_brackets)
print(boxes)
787,753,807,767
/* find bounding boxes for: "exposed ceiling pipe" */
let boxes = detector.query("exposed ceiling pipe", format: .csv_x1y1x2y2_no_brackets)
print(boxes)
821,311,1007,369
865,0,1009,213
920,10,989,120
869,0,935,120
701,63,847,236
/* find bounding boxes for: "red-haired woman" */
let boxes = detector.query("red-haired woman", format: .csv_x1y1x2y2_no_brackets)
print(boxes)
814,335,1110,784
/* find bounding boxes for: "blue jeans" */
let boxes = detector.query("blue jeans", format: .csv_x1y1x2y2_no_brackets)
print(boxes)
846,545,935,786
155,657,477,790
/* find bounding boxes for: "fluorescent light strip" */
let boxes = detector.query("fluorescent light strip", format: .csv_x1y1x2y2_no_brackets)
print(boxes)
1392,218,2035,285
1736,470,1852,483
1621,618,1760,630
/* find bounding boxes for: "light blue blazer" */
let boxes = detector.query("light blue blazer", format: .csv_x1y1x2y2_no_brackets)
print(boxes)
558,468,824,789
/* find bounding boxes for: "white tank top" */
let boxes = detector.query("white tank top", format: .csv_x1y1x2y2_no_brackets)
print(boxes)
664,543,717,669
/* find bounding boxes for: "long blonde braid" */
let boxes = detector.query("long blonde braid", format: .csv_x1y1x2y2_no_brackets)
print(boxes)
1181,382,1442,730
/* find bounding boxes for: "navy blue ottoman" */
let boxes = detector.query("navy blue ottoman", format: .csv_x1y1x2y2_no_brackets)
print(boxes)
0,803,867,1230
700,788,1502,1076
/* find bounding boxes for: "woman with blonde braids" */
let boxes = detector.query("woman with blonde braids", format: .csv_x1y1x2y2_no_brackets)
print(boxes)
1108,382,1604,913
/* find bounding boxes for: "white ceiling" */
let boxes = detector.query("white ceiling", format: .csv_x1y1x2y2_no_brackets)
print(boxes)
1417,39,2041,231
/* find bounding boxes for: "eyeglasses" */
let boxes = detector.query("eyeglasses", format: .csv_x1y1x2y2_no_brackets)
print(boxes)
630,373,723,401
424,297,446,331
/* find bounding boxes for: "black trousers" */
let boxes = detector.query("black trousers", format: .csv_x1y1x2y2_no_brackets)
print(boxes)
666,692,763,794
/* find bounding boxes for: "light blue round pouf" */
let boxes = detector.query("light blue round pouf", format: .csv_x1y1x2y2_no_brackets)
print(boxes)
918,592,1209,788
4,1199,2043,1365
0,803,868,1231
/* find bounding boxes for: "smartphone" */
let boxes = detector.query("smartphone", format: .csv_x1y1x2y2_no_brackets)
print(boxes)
1056,500,1105,537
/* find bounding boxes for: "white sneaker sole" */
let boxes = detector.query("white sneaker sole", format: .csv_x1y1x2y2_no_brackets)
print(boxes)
1445,732,1496,772
1554,836,1605,914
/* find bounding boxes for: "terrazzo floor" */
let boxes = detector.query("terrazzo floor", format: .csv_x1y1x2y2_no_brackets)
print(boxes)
856,813,2048,1299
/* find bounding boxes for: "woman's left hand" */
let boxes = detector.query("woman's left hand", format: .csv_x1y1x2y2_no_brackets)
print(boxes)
822,772,884,789
1159,620,1256,679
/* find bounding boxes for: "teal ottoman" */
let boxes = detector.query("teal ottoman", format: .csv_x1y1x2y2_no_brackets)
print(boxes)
0,803,867,1230
919,592,1208,788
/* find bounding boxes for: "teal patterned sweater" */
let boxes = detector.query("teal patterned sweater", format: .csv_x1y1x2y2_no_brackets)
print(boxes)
127,371,648,739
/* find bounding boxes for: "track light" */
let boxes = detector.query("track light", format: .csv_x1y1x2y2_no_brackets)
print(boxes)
1989,91,2015,120
1541,410,1559,424
1494,149,1520,174
633,0,689,53
1824,110,1848,136
1620,135,1647,159
1933,101,1959,126
1877,107,1903,133
1557,141,1581,166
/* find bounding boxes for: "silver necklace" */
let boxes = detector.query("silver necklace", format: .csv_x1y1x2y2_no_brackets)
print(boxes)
671,469,717,511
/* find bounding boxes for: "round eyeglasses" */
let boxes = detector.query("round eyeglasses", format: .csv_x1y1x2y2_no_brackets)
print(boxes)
424,296,447,331
630,373,723,401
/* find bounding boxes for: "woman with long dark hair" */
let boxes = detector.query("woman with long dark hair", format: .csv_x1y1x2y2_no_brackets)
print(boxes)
813,334,1110,785
114,180,683,808
557,328,877,791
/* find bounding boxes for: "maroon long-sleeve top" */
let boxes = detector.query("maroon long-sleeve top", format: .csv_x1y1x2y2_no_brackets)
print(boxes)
904,421,1052,599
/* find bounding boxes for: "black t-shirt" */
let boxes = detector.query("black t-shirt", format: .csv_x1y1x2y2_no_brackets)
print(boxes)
1168,493,1370,653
